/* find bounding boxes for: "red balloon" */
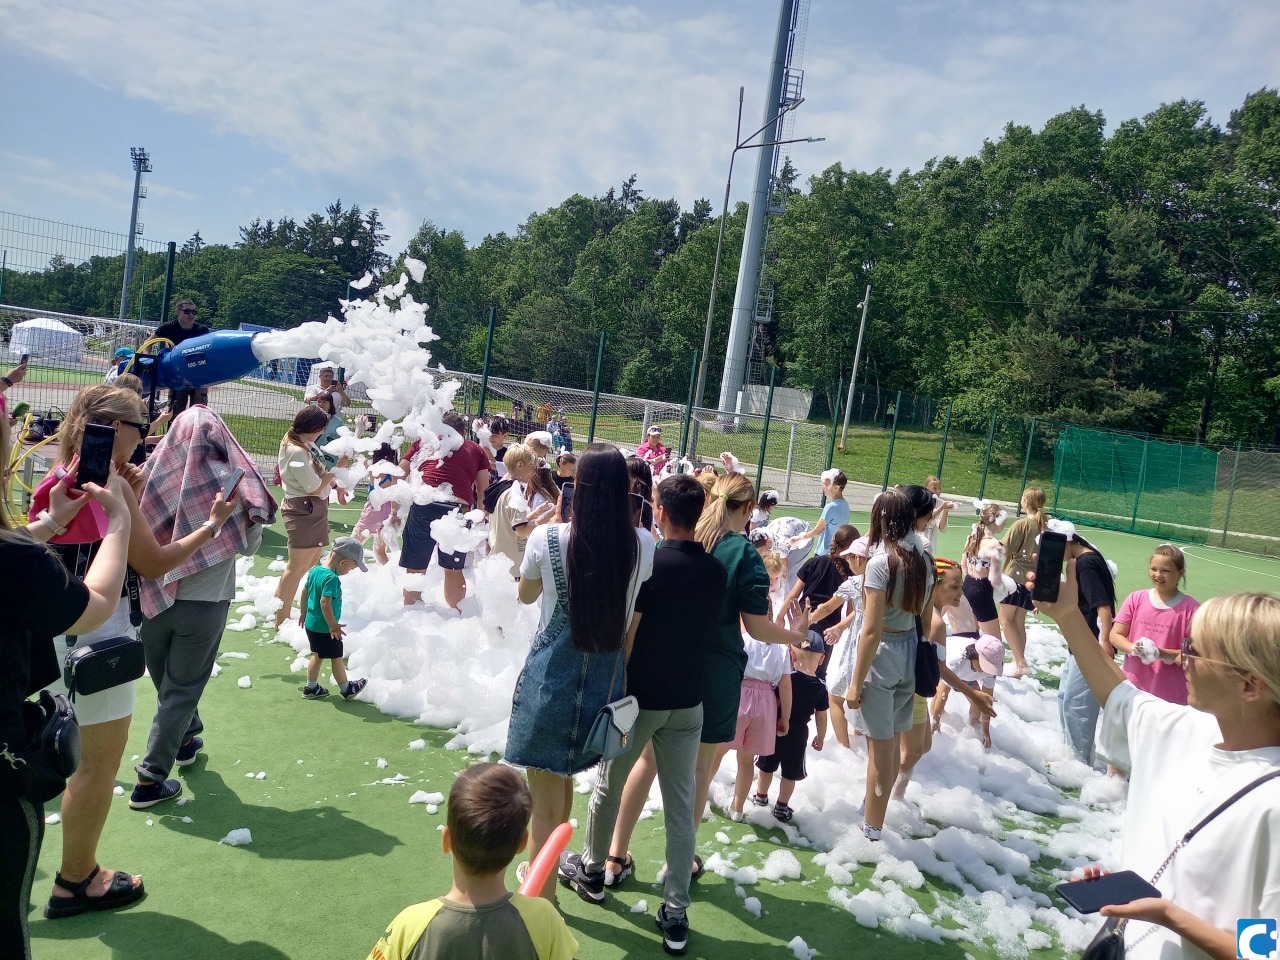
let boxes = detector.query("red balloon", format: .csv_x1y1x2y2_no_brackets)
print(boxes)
518,822,574,897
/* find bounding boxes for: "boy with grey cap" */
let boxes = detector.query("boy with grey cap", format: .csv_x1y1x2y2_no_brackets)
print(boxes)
298,536,369,700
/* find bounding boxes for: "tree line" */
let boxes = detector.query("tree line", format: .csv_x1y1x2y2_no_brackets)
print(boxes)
6,91,1279,446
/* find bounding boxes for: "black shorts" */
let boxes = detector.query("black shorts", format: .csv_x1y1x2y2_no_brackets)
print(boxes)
963,575,999,623
306,628,344,660
399,502,468,571
1001,582,1035,612
756,729,809,782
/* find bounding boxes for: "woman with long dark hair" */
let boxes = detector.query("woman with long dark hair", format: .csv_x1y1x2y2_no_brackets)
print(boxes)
504,443,655,900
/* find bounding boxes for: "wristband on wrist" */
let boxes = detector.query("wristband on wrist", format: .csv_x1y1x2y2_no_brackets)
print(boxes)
1,376,12,387
38,509,68,536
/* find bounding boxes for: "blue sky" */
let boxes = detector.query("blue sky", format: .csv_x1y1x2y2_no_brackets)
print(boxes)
1,0,1277,261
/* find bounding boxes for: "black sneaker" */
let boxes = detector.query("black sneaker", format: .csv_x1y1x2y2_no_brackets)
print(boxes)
773,802,794,823
749,793,769,807
129,778,182,810
557,853,605,904
174,736,204,767
303,683,330,700
655,904,689,955
342,678,368,700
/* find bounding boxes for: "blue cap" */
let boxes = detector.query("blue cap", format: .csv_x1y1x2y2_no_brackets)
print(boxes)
113,346,135,358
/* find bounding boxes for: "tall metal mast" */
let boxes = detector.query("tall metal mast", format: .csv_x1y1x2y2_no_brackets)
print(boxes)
119,147,151,319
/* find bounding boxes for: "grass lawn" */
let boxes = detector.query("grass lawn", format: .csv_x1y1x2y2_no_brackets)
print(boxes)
26,493,1280,960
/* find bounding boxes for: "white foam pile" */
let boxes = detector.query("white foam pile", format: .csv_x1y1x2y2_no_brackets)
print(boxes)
233,263,1124,957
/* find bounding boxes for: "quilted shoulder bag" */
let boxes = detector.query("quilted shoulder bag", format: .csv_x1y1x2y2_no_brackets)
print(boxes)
584,650,639,761
1079,768,1280,959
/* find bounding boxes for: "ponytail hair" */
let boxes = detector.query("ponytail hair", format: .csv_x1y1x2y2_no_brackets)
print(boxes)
963,522,986,560
828,523,858,577
1021,487,1048,531
695,472,755,552
868,489,930,616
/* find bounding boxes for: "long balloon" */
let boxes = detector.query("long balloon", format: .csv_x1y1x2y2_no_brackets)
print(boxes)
518,822,574,897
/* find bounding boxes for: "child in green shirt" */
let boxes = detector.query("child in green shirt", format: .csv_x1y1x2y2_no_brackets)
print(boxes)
297,536,369,700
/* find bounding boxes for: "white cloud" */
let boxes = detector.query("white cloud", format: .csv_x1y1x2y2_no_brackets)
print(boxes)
2,0,1276,246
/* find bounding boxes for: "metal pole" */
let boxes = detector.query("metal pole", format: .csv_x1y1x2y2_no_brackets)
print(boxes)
680,349,700,457
1220,441,1242,547
477,306,496,416
1131,441,1150,533
784,422,797,500
119,149,149,319
821,377,844,507
1019,417,1038,502
977,408,998,500
881,389,902,491
838,285,871,450
755,365,777,492
0,250,6,301
587,330,606,443
935,399,953,479
160,241,176,325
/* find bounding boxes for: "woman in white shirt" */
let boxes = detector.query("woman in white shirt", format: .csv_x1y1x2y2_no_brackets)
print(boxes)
1034,559,1280,960
272,406,336,627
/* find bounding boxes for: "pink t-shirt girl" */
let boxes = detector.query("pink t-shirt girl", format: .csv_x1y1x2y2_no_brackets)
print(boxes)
1116,588,1201,705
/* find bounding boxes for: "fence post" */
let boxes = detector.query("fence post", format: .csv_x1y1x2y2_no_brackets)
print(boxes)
935,398,953,479
821,377,844,507
0,250,6,301
1130,441,1150,533
477,306,497,417
977,408,998,500
1219,441,1242,548
784,422,798,501
160,241,176,325
881,388,903,491
1019,417,1038,502
587,330,606,443
680,349,699,457
755,365,777,493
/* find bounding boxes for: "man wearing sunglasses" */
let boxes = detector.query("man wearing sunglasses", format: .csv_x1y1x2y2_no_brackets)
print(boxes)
153,300,211,414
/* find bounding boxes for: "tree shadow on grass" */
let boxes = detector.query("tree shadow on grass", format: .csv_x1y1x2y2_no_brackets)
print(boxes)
151,767,401,861
32,911,290,960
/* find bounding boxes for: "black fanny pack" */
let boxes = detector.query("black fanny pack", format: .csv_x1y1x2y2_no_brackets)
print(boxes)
2,691,81,804
62,561,146,700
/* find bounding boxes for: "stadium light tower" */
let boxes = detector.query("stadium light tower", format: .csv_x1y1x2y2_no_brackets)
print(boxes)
119,147,152,319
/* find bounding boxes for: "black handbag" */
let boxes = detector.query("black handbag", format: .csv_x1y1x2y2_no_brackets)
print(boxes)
2,691,82,804
22,406,64,443
913,614,940,697
1078,768,1280,959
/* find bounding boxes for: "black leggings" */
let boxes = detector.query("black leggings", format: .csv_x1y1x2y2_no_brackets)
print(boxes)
0,793,44,960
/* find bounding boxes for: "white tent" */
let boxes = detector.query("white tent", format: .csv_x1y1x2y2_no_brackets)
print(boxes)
8,318,84,363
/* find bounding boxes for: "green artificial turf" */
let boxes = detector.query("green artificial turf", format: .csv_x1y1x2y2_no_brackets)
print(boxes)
26,497,1280,960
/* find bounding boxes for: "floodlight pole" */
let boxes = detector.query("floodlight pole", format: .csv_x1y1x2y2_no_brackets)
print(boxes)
119,147,152,319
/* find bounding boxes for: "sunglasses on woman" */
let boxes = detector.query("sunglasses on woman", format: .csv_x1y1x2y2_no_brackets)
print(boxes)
1180,635,1238,669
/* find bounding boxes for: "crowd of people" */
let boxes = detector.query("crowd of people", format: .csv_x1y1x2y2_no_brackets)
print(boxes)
3,356,1278,960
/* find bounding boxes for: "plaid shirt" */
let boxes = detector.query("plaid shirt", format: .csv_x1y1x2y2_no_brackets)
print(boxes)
138,406,277,619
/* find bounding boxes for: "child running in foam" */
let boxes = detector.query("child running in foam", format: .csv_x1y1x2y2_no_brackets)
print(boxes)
751,632,828,823
353,443,401,565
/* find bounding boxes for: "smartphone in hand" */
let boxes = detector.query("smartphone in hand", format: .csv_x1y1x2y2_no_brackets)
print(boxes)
1056,871,1161,914
1032,530,1069,602
20,353,30,366
77,423,116,489
561,482,574,522
222,467,246,501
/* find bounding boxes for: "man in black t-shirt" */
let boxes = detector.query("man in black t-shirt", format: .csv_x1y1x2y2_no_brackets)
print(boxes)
559,474,726,956
153,299,211,414
1060,536,1117,767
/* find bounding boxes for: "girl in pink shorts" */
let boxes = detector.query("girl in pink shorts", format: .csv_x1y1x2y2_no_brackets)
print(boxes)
726,633,794,821
353,444,400,564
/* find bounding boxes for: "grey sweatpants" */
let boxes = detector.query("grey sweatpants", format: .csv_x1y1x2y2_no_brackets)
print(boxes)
136,599,229,784
582,705,702,916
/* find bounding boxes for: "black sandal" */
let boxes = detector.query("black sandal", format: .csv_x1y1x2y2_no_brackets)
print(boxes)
45,865,145,919
603,853,634,888
691,855,705,880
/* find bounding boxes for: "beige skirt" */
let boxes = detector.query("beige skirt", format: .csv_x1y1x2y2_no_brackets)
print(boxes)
282,495,330,548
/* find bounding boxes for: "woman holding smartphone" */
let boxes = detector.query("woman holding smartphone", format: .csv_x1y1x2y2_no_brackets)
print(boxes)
1,409,132,960
1034,559,1280,959
42,385,235,918
273,406,337,627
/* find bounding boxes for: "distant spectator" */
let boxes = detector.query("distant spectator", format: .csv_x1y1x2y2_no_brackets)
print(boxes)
153,300,210,414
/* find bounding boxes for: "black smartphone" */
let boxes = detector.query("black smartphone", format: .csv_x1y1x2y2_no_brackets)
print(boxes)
77,423,116,489
1032,530,1069,603
628,492,652,529
561,482,574,522
1055,871,1161,914
20,353,30,366
222,467,246,501
336,367,346,384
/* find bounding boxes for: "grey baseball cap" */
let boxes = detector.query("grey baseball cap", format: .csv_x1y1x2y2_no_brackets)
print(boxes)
332,536,368,572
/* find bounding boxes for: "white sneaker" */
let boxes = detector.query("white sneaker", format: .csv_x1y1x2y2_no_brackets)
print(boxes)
730,810,744,822
862,822,882,842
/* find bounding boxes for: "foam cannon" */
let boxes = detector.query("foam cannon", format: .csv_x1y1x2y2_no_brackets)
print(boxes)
123,330,270,390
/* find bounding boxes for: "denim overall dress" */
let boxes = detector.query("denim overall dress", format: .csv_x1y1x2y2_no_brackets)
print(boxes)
503,526,622,776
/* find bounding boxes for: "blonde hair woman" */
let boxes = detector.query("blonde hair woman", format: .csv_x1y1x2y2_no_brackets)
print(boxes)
1035,569,1280,959
272,406,337,627
998,487,1047,678
44,385,234,918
